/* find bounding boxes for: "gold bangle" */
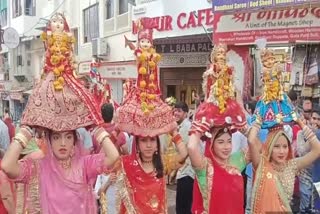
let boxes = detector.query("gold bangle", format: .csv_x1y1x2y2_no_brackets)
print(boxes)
99,135,110,146
19,127,33,140
97,132,110,145
15,133,29,145
13,138,26,149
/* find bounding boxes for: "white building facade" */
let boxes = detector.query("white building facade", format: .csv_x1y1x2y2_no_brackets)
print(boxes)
78,0,135,103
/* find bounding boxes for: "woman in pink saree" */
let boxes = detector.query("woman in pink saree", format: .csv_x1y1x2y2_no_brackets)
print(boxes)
1,13,119,214
2,128,118,214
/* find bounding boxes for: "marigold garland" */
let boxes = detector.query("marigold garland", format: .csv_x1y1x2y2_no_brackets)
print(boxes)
42,32,76,91
137,48,161,114
211,64,234,113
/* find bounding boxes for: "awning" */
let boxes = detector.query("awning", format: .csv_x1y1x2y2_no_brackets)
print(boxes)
10,87,25,100
23,89,33,95
10,92,23,100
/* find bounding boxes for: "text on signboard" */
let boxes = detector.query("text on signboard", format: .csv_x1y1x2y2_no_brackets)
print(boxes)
233,7,320,22
133,8,213,33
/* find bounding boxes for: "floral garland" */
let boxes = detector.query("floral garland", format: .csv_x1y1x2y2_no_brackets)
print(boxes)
261,65,284,104
209,64,234,113
41,32,76,91
137,48,161,114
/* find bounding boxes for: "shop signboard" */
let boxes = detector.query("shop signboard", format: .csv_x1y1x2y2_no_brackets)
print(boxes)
10,92,23,101
100,63,137,79
155,41,212,54
78,62,91,74
213,7,320,44
213,0,320,13
132,0,213,38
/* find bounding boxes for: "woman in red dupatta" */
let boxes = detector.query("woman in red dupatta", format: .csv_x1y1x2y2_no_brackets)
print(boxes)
188,118,248,214
116,135,187,214
187,43,249,213
115,18,187,213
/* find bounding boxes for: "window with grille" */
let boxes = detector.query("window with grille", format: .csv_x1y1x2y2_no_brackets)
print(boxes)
13,0,22,18
17,55,23,66
119,0,128,15
83,4,99,43
25,0,36,16
0,8,7,26
106,0,114,19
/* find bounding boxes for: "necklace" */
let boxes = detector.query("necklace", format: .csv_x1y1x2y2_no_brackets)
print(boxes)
141,159,153,164
59,158,71,170
271,162,286,172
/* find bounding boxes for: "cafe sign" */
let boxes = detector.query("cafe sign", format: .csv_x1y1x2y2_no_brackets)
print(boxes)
132,0,213,38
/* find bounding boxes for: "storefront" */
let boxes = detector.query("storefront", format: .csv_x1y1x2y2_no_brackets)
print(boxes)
212,2,320,100
0,82,9,117
154,35,210,107
9,89,26,123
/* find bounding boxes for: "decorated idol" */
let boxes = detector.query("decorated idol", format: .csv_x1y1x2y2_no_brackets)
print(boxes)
253,40,296,128
202,44,235,113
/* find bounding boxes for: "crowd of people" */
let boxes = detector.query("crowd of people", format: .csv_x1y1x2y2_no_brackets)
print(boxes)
0,14,320,214
1,94,320,214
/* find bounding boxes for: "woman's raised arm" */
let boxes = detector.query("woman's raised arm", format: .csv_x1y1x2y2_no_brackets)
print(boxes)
1,127,33,179
295,119,320,170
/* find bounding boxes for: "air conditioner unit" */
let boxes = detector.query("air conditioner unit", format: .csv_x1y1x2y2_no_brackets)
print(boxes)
92,39,98,56
97,38,110,58
91,38,110,58
25,41,31,50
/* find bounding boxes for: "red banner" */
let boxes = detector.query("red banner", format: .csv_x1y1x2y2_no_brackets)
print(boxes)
213,7,320,44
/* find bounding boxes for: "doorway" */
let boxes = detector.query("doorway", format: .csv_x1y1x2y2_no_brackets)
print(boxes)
160,67,205,109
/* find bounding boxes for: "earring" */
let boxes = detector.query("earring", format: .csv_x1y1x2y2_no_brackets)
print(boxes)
70,147,75,158
155,151,158,155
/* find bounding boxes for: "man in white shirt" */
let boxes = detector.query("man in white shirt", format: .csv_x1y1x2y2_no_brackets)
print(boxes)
174,102,193,214
231,131,248,154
